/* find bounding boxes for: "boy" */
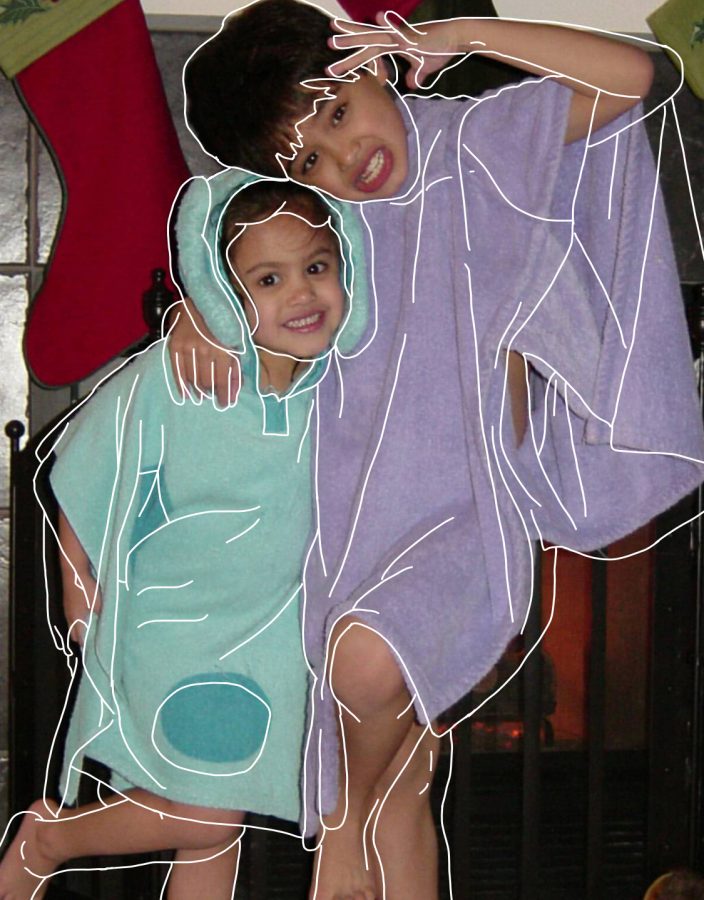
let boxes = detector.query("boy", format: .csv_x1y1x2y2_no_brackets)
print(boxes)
177,3,704,897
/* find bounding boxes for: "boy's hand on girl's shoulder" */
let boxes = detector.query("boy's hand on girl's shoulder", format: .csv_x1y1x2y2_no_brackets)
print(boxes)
327,12,467,90
167,297,242,409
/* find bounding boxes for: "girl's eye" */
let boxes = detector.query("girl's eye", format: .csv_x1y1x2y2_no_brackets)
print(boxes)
307,261,328,275
302,151,318,175
332,103,346,125
258,273,280,287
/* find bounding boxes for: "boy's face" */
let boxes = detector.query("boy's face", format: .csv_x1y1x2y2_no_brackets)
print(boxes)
230,213,344,389
286,70,409,201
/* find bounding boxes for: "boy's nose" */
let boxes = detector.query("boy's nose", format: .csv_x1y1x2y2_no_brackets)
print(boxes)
333,138,359,169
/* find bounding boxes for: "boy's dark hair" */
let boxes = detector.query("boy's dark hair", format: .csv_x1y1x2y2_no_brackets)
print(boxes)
221,180,333,272
185,0,344,174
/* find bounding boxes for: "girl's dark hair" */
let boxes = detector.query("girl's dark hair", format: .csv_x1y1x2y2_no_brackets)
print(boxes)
220,180,333,273
185,0,345,174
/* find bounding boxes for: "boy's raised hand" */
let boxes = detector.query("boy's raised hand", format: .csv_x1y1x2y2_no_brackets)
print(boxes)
328,14,654,141
168,297,242,408
327,12,471,90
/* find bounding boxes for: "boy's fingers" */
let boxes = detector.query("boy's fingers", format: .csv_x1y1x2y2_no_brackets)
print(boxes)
329,32,395,53
377,10,425,42
173,351,196,403
331,16,386,34
214,358,242,409
406,55,430,88
327,47,389,77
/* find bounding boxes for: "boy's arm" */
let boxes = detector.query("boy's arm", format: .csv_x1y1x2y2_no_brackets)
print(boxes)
328,14,654,142
58,508,102,645
168,298,242,407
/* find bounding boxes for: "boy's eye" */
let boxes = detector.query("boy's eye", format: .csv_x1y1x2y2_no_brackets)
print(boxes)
258,273,280,287
332,104,346,125
302,151,318,175
307,261,328,275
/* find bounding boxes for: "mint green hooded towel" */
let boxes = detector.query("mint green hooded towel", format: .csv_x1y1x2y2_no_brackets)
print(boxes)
47,170,367,822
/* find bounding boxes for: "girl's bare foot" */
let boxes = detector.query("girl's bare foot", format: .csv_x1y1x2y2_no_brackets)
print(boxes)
0,799,61,900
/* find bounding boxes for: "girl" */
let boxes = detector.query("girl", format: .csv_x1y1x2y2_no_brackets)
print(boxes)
0,174,368,900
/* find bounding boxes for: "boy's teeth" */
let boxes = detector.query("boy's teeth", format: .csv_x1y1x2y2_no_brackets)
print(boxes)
360,150,384,184
286,312,321,328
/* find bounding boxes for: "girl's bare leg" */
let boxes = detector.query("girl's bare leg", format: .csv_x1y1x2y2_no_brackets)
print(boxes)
311,619,424,900
0,800,61,900
0,790,243,900
167,837,243,900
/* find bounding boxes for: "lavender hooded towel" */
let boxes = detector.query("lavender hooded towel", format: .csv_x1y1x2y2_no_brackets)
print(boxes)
300,78,704,834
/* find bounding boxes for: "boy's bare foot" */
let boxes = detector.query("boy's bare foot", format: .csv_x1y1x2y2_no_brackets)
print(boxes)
0,799,61,900
309,810,377,900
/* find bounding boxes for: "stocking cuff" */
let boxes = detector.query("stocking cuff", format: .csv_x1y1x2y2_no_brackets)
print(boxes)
0,0,122,78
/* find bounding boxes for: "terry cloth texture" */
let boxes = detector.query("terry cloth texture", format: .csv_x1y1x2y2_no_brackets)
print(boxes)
300,78,704,836
46,170,368,822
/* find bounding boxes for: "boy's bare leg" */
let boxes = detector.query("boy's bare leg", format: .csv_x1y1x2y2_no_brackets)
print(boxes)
166,838,242,900
310,619,419,900
370,724,441,900
0,790,243,900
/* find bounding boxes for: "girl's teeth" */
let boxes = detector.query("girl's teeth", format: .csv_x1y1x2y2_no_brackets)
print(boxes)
360,150,383,184
286,312,321,328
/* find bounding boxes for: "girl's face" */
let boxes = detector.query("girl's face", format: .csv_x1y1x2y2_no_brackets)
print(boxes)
229,212,344,391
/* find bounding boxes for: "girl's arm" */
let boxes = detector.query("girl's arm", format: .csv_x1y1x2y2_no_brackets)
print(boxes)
328,14,654,142
58,508,102,645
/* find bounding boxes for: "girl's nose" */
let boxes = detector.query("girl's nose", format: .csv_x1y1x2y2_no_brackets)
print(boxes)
288,278,314,305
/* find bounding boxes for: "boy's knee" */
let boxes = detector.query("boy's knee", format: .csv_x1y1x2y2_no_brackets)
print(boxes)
327,618,408,716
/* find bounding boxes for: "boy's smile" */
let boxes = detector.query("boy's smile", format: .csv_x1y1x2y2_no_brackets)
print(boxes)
285,70,409,201
229,213,344,391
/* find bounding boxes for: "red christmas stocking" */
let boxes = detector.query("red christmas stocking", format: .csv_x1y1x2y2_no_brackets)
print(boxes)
16,0,190,386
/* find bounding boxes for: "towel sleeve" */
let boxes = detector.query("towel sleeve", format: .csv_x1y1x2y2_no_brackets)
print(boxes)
49,354,154,576
454,78,704,550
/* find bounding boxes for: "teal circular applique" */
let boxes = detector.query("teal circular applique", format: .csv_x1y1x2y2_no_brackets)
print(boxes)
157,673,271,764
